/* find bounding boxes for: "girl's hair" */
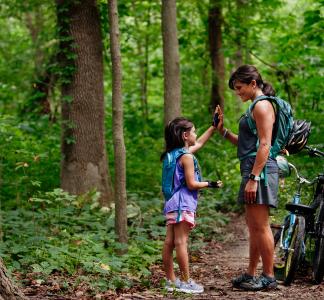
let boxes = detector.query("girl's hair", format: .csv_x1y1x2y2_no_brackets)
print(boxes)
160,117,194,161
228,65,275,96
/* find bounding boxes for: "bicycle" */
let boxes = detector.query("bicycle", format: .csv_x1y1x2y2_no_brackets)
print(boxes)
273,146,324,285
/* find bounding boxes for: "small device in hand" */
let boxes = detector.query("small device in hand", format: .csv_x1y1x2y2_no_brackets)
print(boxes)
213,113,220,128
207,180,223,188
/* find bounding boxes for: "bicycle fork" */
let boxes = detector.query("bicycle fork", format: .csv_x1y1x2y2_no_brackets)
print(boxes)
280,193,302,253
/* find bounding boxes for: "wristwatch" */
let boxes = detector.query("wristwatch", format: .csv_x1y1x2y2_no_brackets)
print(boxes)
249,173,261,181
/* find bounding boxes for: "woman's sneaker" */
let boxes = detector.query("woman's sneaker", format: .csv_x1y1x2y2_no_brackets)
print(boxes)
178,279,204,294
257,273,278,290
239,273,277,291
164,278,181,292
232,273,255,288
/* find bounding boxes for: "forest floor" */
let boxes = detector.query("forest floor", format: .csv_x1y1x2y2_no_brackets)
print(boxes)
21,213,324,299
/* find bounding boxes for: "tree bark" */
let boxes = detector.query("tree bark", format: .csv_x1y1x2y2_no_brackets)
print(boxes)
208,0,225,111
108,0,128,245
161,0,181,126
132,1,150,122
57,0,114,206
0,260,27,300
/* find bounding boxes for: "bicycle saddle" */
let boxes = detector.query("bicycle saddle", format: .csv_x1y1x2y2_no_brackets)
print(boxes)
285,203,315,216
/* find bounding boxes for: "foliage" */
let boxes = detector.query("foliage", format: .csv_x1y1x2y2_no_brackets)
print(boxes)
0,115,60,204
0,188,227,292
0,0,322,294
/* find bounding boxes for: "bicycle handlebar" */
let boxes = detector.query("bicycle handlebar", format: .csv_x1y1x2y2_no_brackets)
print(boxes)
305,146,324,158
288,162,315,185
284,145,323,186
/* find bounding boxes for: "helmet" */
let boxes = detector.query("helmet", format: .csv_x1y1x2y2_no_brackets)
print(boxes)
285,120,311,154
276,155,291,178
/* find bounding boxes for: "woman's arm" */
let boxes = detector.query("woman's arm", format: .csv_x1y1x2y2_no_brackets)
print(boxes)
219,128,239,146
244,100,275,203
189,126,216,154
180,154,209,190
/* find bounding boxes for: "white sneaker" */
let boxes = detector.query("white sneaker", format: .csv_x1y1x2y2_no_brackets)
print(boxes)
164,278,181,292
178,278,204,294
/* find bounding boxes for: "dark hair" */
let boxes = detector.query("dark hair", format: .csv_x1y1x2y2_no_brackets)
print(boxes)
160,117,194,161
228,65,275,96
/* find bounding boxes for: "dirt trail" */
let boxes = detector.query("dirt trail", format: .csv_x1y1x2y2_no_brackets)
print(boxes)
117,213,324,300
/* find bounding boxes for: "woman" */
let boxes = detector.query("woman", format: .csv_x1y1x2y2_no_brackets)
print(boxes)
216,65,278,291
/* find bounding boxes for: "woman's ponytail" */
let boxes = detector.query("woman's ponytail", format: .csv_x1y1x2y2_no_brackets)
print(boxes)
262,82,276,97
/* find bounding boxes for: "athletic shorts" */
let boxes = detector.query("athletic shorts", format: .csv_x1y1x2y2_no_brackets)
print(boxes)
165,210,196,229
238,172,279,208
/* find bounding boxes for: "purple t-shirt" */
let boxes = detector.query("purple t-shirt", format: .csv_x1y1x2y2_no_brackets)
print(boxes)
163,159,199,215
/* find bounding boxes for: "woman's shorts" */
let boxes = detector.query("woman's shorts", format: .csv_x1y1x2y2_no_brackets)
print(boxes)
165,210,195,229
238,172,279,208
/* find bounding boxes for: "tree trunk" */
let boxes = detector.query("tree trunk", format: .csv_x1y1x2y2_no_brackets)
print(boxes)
161,0,181,126
208,0,225,111
57,0,113,206
0,260,27,300
108,0,128,245
132,1,150,122
234,0,244,68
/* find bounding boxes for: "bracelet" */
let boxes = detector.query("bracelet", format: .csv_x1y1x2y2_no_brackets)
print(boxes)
223,129,228,138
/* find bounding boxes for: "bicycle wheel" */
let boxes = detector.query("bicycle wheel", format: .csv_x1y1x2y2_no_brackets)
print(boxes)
313,198,324,284
274,216,305,285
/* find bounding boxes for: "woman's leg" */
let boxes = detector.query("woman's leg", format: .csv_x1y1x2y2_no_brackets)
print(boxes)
245,210,261,276
174,221,191,281
162,224,176,281
245,204,274,277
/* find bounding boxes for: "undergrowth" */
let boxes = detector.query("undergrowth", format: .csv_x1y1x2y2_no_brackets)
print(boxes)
0,188,230,293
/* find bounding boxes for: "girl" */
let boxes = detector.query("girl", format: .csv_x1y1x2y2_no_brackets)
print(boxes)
215,65,278,291
161,117,221,294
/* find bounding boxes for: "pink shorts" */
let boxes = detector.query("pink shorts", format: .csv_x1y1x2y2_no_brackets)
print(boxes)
165,210,196,229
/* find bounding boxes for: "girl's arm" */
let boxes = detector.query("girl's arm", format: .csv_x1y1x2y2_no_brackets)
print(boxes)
244,100,275,203
216,105,238,146
189,126,216,154
180,154,209,190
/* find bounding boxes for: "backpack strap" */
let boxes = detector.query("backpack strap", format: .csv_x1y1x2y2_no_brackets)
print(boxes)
242,95,279,186
246,95,277,136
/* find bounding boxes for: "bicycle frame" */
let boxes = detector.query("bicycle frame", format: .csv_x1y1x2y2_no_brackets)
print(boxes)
279,163,313,252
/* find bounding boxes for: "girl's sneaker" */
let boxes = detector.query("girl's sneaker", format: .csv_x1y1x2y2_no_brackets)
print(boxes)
164,278,181,292
178,279,204,294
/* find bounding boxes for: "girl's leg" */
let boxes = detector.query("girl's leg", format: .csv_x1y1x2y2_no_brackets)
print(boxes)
245,204,274,277
173,221,191,282
162,224,176,281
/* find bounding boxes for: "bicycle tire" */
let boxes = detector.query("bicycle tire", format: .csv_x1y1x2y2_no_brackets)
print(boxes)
313,198,324,284
274,216,305,285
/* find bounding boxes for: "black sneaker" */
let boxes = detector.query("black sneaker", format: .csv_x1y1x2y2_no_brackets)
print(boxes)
258,273,278,290
232,273,255,288
240,273,277,291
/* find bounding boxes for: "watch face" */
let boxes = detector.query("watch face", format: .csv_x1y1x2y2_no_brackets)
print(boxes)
249,173,260,181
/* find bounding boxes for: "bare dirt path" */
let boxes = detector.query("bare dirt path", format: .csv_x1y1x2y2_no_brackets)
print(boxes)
116,213,324,300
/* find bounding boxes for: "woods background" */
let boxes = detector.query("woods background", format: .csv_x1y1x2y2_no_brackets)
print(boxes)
0,0,322,296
